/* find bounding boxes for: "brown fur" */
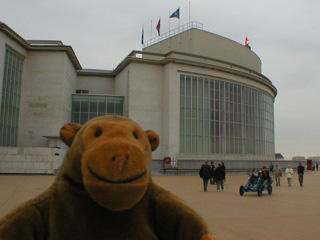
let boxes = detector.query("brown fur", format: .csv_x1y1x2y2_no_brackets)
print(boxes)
0,115,215,239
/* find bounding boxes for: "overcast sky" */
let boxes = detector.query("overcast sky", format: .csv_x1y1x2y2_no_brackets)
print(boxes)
1,0,319,159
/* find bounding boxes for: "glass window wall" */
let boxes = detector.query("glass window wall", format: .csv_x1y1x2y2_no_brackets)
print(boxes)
72,95,124,125
0,48,23,146
180,74,274,156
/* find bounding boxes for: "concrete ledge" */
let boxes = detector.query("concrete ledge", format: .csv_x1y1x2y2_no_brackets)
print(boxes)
0,147,65,174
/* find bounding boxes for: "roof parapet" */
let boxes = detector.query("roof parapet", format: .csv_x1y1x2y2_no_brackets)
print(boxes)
0,21,81,70
27,40,64,46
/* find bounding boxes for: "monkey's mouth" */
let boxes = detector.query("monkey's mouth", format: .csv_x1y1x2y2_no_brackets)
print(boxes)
88,167,147,184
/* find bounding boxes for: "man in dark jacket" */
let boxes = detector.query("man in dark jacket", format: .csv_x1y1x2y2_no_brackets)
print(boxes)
199,161,213,192
297,163,305,187
221,162,226,181
215,163,225,191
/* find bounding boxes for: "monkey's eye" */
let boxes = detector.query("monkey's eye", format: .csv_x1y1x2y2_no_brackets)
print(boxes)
95,129,102,138
133,131,139,140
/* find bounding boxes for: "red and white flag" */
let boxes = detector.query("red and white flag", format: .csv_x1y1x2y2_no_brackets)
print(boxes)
245,37,249,46
156,18,161,36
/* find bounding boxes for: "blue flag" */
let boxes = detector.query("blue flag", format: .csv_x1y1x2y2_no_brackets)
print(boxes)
170,8,180,19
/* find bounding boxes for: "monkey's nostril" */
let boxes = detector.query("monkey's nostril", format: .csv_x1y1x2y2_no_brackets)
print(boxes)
126,155,129,161
112,156,116,162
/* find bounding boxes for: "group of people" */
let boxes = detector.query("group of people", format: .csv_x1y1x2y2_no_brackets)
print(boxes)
271,163,305,187
200,161,307,192
199,161,226,192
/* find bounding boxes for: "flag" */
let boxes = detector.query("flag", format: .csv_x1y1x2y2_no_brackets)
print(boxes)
170,8,180,19
156,18,161,36
245,37,249,46
141,26,144,45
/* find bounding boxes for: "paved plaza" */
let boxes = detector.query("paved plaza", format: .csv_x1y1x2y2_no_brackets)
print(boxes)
0,171,319,239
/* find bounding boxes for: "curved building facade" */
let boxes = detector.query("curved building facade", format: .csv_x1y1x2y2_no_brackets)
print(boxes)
141,28,277,166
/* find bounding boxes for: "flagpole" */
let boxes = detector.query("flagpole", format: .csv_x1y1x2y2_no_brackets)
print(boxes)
178,6,181,43
189,1,191,23
169,11,171,48
151,20,152,39
169,11,171,32
159,16,161,37
159,16,161,51
189,1,191,40
179,6,181,32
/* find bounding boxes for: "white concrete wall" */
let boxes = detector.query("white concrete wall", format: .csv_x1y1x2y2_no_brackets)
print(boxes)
144,28,262,73
115,65,130,116
62,54,77,125
18,51,77,147
0,147,65,174
162,63,180,158
118,63,164,160
0,31,27,112
76,75,115,95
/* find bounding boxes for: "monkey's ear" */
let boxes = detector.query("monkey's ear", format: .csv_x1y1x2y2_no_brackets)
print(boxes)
60,123,82,146
145,130,160,152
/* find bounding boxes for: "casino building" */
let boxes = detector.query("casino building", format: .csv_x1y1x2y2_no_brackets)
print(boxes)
0,21,277,174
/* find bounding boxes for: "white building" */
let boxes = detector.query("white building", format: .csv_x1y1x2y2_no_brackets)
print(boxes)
0,21,277,174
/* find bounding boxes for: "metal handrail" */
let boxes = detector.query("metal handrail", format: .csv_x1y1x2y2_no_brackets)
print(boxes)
143,21,203,48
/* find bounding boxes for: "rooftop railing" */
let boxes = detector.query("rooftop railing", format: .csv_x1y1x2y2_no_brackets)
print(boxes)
143,21,203,48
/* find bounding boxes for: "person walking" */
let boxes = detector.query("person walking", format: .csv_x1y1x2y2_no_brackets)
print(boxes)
269,162,274,174
274,164,282,186
285,165,294,187
215,163,225,191
210,162,216,185
297,163,305,187
199,161,213,192
221,162,226,182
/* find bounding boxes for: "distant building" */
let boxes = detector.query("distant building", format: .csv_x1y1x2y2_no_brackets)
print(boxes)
292,156,306,161
0,21,277,174
309,156,320,163
275,153,284,160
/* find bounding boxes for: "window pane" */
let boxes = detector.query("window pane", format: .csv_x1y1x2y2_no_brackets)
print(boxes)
80,113,88,125
98,101,106,113
115,102,123,115
81,101,89,112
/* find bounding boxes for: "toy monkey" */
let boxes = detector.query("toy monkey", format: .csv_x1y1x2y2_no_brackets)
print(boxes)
0,115,215,240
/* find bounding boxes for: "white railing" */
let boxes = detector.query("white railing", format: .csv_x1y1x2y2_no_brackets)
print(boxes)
143,21,203,48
